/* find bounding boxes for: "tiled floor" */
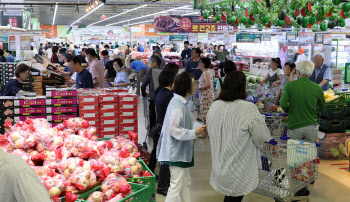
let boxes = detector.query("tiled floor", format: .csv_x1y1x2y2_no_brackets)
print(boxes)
136,96,350,202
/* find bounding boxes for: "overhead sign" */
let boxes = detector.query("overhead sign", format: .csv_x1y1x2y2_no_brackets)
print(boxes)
8,36,16,51
131,27,142,33
236,33,262,43
169,35,189,42
286,32,297,41
154,15,236,33
0,36,8,42
194,0,251,8
1,14,23,28
299,32,314,44
3,12,22,16
262,35,271,41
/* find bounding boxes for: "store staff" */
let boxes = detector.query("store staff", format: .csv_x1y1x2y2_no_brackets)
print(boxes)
181,41,191,60
259,57,284,86
0,64,31,96
309,53,331,91
67,56,94,89
131,60,148,95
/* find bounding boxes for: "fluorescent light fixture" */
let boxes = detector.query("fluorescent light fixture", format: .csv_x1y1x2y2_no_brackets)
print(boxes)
71,3,104,26
88,4,148,26
107,5,190,26
182,12,199,16
122,19,154,27
52,2,58,25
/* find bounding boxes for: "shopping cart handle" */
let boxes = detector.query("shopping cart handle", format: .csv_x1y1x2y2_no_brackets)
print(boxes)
268,138,277,145
280,136,290,141
342,89,348,92
279,113,287,116
264,113,272,116
315,142,320,147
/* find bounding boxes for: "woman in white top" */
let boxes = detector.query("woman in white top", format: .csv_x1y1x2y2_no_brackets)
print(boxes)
274,62,298,105
259,57,284,86
207,71,271,202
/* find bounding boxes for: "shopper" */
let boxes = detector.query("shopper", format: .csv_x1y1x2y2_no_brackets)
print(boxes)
133,44,137,52
198,58,215,129
181,41,191,60
113,45,120,55
274,62,298,105
295,48,307,63
215,45,230,61
0,149,51,202
207,71,271,202
113,58,130,87
130,60,148,95
280,60,326,142
104,54,117,83
6,50,14,62
150,70,176,196
46,44,53,60
101,50,110,67
216,59,236,97
56,53,74,77
207,44,214,54
145,42,150,49
157,72,207,202
259,57,283,86
77,48,87,64
0,49,6,62
141,56,163,130
185,48,202,80
138,44,144,52
67,56,94,89
51,46,60,64
0,64,31,96
197,42,202,50
309,53,332,91
104,44,113,55
39,43,44,56
291,49,299,63
153,48,166,69
230,45,237,55
125,45,131,56
163,63,180,76
85,48,106,88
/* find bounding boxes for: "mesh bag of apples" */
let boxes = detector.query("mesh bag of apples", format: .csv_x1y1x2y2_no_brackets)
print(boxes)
0,118,147,202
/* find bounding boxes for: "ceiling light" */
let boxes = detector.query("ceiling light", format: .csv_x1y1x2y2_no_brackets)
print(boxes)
30,5,33,13
75,5,79,13
88,4,148,26
91,4,95,8
52,2,58,25
107,5,189,26
95,0,99,5
86,8,89,12
50,5,54,13
71,3,105,26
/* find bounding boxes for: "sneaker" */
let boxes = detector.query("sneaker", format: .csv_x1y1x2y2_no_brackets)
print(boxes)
294,187,310,196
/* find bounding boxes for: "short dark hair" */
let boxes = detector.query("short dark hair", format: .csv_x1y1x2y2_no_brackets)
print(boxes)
52,46,59,54
219,71,247,102
223,59,236,74
271,57,282,69
5,50,11,54
40,43,43,46
197,42,201,45
0,49,3,56
15,64,30,78
85,48,98,58
284,62,296,70
63,53,72,61
113,58,123,68
164,63,179,75
116,45,119,48
67,56,81,66
130,59,135,63
104,45,110,49
174,72,193,97
184,41,189,45
149,55,161,66
192,48,202,56
102,50,109,56
159,71,175,88
74,45,78,48
200,58,211,69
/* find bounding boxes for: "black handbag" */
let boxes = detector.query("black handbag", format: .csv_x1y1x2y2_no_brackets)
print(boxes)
149,123,162,138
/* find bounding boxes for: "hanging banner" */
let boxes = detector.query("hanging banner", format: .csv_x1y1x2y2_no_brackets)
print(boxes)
169,35,189,42
15,36,20,58
40,25,57,38
149,38,159,44
20,36,31,50
131,27,142,33
8,36,16,51
57,25,68,38
154,15,235,33
286,32,297,41
91,37,100,45
229,34,236,43
208,34,216,44
236,33,262,43
1,14,23,28
159,35,169,44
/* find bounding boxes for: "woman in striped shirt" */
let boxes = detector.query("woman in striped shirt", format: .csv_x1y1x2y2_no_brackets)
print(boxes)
207,71,271,202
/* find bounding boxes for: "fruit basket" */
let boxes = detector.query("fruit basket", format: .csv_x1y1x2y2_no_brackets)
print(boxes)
321,96,347,118
319,118,347,133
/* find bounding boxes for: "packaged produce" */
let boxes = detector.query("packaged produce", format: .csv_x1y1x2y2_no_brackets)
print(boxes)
78,127,99,140
99,150,122,174
42,174,67,199
86,191,104,202
68,167,97,190
120,157,143,178
32,166,56,177
11,149,34,166
57,157,84,178
101,173,132,201
64,135,90,158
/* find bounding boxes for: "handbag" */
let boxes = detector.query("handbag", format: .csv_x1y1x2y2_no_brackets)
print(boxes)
149,122,162,138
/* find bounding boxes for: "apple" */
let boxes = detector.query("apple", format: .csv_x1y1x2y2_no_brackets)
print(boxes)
68,164,76,174
63,169,71,179
11,132,21,141
44,178,56,189
127,144,133,152
77,178,89,190
85,171,91,179
131,166,140,174
128,157,137,166
58,161,68,172
53,137,62,146
43,150,50,157
30,151,39,159
47,152,56,162
89,177,96,186
37,143,45,152
49,187,61,197
101,183,109,193
297,174,303,181
15,139,25,149
83,162,91,171
69,175,80,184
65,185,78,192
104,189,116,199
65,141,73,149
71,147,79,156
25,137,35,147
78,143,87,151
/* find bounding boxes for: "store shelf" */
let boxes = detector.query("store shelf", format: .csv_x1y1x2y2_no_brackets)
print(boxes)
236,55,272,59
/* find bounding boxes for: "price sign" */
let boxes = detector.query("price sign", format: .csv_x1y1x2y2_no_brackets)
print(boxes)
20,36,31,50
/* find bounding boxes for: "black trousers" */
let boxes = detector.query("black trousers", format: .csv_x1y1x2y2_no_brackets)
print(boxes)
148,99,157,173
224,195,244,202
158,162,170,190
149,99,156,130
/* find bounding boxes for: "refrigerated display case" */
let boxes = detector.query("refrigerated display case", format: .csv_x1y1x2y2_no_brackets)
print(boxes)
286,41,299,62
331,38,350,71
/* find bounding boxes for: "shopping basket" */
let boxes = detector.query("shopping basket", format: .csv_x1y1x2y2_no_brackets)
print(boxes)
253,137,320,202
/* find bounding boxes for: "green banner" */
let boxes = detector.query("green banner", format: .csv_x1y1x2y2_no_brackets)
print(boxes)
169,35,189,42
57,25,68,38
149,38,159,44
194,0,250,9
236,33,262,43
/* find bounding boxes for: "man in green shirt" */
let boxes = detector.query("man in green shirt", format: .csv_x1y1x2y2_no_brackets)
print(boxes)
280,60,326,142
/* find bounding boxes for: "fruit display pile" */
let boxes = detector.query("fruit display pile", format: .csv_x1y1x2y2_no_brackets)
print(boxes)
0,118,149,202
323,89,339,102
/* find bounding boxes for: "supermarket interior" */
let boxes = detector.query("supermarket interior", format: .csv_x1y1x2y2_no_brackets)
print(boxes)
2,0,350,202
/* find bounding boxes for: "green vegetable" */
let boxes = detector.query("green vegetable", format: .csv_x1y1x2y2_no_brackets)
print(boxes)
308,16,316,25
342,3,350,12
256,77,262,82
258,24,263,31
339,143,346,155
278,20,285,27
278,10,287,20
330,147,339,156
329,15,336,21
249,77,256,84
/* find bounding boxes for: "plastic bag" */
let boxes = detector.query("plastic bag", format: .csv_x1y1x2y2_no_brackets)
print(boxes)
120,141,140,158
120,157,143,178
43,174,67,200
32,166,55,177
57,157,84,178
101,173,131,201
78,127,98,140
99,150,122,174
65,118,90,131
68,167,97,191
34,127,62,150
86,191,104,202
6,130,35,149
64,135,90,158
11,149,34,166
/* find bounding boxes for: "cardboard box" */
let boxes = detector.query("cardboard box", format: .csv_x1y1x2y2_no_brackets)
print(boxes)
118,94,137,104
0,108,14,116
14,107,46,115
119,124,138,134
0,115,14,123
46,90,78,98
0,96,14,108
46,106,78,114
14,99,46,107
100,103,118,112
80,111,99,120
119,118,137,125
119,103,137,112
99,93,118,103
78,95,99,105
79,104,99,112
100,126,119,138
33,76,43,82
14,115,46,122
32,82,43,89
119,110,138,119
87,119,99,127
100,118,118,127
46,114,78,122
34,88,44,96
46,98,77,106
100,111,118,119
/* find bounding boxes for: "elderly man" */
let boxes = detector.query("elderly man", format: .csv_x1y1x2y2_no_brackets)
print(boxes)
280,60,326,142
309,53,332,91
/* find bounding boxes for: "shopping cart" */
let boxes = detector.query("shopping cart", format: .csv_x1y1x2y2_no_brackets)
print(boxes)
264,113,288,137
142,97,150,150
254,137,320,202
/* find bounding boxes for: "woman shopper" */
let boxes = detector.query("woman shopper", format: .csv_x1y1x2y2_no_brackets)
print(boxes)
215,45,230,61
198,58,214,126
157,72,207,202
207,71,271,202
216,59,236,98
51,46,60,64
259,57,284,86
274,62,298,106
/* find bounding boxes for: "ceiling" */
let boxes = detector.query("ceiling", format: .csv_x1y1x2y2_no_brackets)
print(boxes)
10,0,197,26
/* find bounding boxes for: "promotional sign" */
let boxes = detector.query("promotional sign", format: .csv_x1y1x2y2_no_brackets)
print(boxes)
20,36,31,50
262,35,271,41
154,15,234,33
0,36,8,42
91,37,100,45
197,33,208,43
189,34,198,44
8,36,16,51
223,33,232,49
299,32,314,44
215,34,224,42
236,34,262,43
323,34,332,45
169,35,189,42
131,27,142,33
1,14,23,28
159,35,169,44
149,38,159,44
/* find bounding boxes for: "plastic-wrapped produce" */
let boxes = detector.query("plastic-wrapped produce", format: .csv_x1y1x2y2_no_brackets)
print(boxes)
78,127,99,140
64,135,90,158
32,166,56,177
86,191,104,202
68,167,97,191
57,157,84,178
120,157,143,178
42,174,67,200
101,173,131,201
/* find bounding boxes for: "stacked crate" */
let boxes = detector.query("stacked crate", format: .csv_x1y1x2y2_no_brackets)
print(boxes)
118,93,138,134
13,97,47,123
78,92,100,135
0,96,15,134
99,93,119,138
0,63,16,88
46,89,78,127
319,96,347,133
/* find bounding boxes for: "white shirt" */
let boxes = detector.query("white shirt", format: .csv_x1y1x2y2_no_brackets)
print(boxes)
207,100,271,196
113,48,120,55
268,68,284,77
0,149,51,202
46,48,53,60
295,54,307,64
